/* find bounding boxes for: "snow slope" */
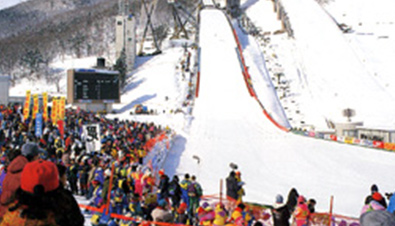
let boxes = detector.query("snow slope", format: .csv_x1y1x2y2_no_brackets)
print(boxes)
324,0,395,100
163,7,395,217
246,0,395,129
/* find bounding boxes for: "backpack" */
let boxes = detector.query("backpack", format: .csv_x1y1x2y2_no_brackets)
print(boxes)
188,182,202,197
187,183,197,197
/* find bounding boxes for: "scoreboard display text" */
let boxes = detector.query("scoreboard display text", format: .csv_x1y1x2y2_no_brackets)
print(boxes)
67,69,120,104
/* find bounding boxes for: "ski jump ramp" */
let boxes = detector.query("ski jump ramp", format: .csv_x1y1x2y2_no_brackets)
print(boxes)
167,7,395,217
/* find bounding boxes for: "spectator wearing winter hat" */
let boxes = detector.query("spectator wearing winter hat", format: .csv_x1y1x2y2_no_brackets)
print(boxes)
86,159,100,199
151,199,173,224
168,175,182,211
286,188,299,214
292,196,310,226
175,202,189,224
307,198,316,225
187,175,203,220
197,202,215,226
230,203,252,226
0,160,61,225
157,169,169,203
180,173,191,207
307,199,316,214
235,171,245,202
226,171,239,201
272,194,291,226
0,143,41,219
90,179,103,208
213,203,227,226
101,168,113,204
67,158,79,195
364,184,387,208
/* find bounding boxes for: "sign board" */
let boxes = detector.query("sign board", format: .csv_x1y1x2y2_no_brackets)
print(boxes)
35,113,43,137
67,69,120,104
82,124,101,153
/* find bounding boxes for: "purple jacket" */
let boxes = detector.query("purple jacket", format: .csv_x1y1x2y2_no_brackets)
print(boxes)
0,155,28,218
0,170,6,195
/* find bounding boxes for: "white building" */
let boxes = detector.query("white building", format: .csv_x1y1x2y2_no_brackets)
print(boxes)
0,76,10,105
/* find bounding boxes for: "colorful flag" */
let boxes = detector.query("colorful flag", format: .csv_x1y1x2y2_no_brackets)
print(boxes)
32,94,39,119
57,120,64,139
59,96,66,120
51,97,58,125
43,92,48,122
23,90,31,121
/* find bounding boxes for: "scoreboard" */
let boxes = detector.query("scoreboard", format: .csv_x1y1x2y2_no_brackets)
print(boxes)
67,69,120,104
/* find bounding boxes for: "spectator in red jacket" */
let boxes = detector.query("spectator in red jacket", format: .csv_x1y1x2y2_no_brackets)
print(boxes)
0,142,41,218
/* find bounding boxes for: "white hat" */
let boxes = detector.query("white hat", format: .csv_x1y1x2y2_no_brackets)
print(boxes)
104,169,112,177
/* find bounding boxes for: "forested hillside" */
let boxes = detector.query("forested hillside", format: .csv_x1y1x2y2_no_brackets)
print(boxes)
0,0,198,86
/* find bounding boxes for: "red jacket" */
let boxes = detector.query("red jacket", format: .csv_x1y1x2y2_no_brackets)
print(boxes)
0,155,28,218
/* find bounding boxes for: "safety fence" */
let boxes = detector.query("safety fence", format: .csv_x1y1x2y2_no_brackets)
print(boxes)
292,130,395,153
79,193,360,226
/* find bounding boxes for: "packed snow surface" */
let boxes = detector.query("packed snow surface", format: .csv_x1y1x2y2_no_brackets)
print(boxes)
163,7,395,217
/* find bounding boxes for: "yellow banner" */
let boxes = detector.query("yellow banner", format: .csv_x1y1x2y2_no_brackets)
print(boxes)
32,94,39,119
23,90,31,121
51,97,58,124
43,92,48,122
59,96,66,120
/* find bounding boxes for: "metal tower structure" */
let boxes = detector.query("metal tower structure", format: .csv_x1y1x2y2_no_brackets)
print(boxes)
137,0,161,56
168,0,200,39
115,0,136,72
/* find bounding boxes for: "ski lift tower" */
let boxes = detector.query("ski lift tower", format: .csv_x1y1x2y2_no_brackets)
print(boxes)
115,0,136,72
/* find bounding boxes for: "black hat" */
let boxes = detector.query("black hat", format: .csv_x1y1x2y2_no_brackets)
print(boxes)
371,184,378,193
